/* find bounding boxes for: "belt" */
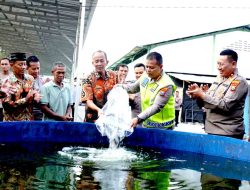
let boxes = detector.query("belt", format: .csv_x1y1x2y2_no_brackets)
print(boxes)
146,119,174,129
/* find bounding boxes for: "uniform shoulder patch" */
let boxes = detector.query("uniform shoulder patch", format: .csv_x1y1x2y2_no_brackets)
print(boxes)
159,87,168,96
230,80,240,91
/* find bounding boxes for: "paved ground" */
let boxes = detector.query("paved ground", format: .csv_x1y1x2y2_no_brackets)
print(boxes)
174,122,205,134
175,122,249,140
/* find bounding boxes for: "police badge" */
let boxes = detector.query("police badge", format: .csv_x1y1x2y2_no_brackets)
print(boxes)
230,80,240,91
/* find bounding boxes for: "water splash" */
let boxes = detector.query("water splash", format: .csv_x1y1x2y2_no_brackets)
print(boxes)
58,146,142,190
95,87,133,148
58,146,139,162
57,87,136,189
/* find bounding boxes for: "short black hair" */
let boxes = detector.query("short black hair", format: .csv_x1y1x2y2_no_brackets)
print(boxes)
146,52,163,65
9,52,26,61
26,55,39,67
220,49,238,62
134,63,145,69
116,64,128,71
0,57,9,62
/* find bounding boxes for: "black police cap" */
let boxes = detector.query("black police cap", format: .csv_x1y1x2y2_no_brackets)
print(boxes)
9,52,27,61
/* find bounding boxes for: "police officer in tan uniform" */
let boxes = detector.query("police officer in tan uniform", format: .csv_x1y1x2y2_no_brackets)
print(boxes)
187,49,248,139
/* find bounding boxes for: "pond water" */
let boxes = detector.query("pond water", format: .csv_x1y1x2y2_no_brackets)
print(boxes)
0,143,250,190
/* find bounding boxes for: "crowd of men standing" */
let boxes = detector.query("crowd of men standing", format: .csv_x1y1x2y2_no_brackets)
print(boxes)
80,48,249,141
0,49,249,141
0,53,72,122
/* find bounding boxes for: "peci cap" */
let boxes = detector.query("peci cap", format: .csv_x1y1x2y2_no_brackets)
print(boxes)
9,52,27,61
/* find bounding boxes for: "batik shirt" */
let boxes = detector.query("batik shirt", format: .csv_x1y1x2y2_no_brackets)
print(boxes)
81,70,118,123
1,74,35,121
0,73,12,108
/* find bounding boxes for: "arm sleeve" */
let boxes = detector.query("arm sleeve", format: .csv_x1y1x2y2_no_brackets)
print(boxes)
124,80,140,94
203,80,248,111
138,85,173,120
81,77,93,102
197,98,204,108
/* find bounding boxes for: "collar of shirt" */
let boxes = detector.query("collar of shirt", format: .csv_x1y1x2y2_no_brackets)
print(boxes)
9,73,31,83
94,70,110,80
34,76,44,82
34,76,44,89
149,71,164,83
217,68,239,83
52,80,64,88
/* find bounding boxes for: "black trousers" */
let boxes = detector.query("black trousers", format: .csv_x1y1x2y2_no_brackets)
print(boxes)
175,110,180,125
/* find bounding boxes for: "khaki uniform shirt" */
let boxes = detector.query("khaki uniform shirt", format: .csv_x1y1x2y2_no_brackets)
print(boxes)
203,70,248,136
130,92,141,118
125,78,173,122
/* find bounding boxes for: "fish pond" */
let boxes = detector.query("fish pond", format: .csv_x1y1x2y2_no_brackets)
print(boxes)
0,143,249,190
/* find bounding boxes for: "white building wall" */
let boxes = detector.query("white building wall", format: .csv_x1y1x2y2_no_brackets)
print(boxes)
127,31,250,80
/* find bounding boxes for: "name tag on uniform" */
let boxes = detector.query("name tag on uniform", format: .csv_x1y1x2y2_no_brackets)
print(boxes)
141,78,149,88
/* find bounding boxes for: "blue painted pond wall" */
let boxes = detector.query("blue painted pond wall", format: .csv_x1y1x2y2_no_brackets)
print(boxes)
0,121,250,162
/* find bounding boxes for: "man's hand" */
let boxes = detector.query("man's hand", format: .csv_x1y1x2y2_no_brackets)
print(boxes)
201,84,209,92
130,117,138,128
187,85,206,100
33,90,42,103
26,90,35,103
97,108,104,118
65,116,73,121
65,112,73,121
119,75,126,84
187,83,199,91
186,83,197,98
129,94,136,100
25,90,43,103
59,115,72,121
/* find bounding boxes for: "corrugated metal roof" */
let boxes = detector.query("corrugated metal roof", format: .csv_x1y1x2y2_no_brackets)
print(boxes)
0,0,97,77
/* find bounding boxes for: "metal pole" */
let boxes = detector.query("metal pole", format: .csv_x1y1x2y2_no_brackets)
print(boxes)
211,34,216,74
73,0,86,121
192,99,194,123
